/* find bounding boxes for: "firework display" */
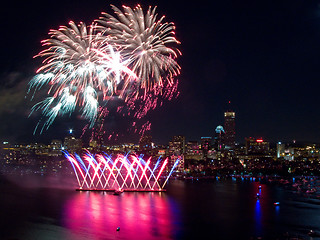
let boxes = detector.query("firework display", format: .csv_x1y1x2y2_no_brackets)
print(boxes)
65,151,180,191
28,5,180,133
97,5,181,91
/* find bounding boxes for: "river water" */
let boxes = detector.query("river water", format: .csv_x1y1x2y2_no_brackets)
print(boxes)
1,176,320,240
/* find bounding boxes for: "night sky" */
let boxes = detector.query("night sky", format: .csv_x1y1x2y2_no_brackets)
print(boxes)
0,0,320,145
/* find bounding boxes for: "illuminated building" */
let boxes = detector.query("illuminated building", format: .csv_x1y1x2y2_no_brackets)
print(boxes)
64,136,82,153
34,143,49,155
139,135,152,152
201,137,212,160
122,143,139,153
185,141,202,161
157,149,167,157
277,142,294,160
277,142,285,158
245,138,269,155
284,147,294,161
89,140,98,149
49,139,63,156
224,110,236,149
214,125,225,151
171,135,186,154
168,135,185,173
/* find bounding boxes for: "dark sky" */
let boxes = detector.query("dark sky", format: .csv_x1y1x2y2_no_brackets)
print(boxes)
0,0,320,145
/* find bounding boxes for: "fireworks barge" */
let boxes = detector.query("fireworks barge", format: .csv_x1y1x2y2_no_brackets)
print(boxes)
76,188,166,192
65,152,180,193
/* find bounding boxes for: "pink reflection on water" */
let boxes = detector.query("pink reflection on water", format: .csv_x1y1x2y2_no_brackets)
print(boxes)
63,191,174,240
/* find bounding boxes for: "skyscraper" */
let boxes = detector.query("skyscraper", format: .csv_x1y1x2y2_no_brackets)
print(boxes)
245,137,269,155
224,108,235,149
185,141,202,161
168,135,185,173
214,125,225,151
200,137,212,159
172,135,186,154
277,142,285,158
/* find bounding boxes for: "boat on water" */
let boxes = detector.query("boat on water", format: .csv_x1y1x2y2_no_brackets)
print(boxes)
308,230,320,237
292,183,301,188
306,188,317,194
114,188,124,195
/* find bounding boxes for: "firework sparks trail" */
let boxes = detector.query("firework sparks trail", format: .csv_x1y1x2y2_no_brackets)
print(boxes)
139,121,152,136
28,21,138,130
151,158,168,189
65,151,179,191
29,4,181,137
97,4,181,91
162,158,180,188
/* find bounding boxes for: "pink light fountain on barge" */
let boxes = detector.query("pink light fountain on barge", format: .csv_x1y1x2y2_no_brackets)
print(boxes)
65,151,180,192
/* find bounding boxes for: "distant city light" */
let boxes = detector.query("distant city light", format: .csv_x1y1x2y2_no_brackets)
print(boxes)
215,125,225,134
69,129,73,134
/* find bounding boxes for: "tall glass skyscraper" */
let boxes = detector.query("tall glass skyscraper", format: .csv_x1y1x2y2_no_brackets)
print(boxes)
224,110,235,149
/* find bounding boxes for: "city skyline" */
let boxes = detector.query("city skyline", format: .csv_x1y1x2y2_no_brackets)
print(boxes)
0,0,320,144
2,2,320,239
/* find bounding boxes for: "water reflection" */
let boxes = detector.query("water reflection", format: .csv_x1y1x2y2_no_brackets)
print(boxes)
63,192,175,240
3,178,319,240
250,182,269,238
255,199,262,236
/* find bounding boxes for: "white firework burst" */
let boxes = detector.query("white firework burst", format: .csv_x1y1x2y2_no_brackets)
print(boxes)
96,4,181,91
